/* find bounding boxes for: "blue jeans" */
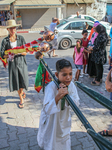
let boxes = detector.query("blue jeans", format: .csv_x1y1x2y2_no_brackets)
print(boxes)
110,92,112,115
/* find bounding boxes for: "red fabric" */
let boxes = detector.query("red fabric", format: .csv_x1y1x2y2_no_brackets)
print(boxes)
88,28,94,41
81,38,89,65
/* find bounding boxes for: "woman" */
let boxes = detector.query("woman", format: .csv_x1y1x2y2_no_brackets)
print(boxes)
1,19,28,108
87,22,100,77
89,24,107,86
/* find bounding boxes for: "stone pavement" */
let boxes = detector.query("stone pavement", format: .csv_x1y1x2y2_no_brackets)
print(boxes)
0,65,112,150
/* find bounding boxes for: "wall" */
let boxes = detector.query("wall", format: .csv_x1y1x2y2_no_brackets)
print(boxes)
86,0,107,20
18,8,56,29
62,3,86,18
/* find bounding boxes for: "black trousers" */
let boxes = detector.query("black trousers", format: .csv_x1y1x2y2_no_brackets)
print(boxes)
95,63,103,82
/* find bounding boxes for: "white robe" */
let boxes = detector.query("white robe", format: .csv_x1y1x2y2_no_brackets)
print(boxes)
37,81,80,150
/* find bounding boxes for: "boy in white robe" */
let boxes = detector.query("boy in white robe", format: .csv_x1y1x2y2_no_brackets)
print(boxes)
37,59,80,150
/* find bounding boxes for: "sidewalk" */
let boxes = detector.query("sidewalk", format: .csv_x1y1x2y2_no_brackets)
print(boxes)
0,64,112,150
16,27,44,34
0,26,44,37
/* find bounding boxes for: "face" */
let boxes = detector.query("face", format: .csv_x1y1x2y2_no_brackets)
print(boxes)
55,67,72,86
77,12,79,16
7,27,16,36
82,32,88,38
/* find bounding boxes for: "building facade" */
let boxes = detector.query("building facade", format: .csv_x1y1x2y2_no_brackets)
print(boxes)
62,0,107,20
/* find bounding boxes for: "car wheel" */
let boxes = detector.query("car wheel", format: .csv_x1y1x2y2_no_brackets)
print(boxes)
59,38,72,50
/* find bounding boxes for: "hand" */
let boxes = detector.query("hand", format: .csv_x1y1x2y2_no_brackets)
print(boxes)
55,83,68,104
8,53,15,61
84,55,87,60
88,46,93,51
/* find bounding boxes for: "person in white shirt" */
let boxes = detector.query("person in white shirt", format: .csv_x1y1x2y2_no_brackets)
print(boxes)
37,59,80,150
47,17,60,57
10,11,14,20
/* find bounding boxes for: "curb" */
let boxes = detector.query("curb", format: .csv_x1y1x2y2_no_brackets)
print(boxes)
17,30,40,34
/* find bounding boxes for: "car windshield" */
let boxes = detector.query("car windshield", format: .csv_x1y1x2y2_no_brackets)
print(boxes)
57,20,69,28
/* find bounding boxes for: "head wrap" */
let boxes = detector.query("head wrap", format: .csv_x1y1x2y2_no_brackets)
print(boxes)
93,22,100,27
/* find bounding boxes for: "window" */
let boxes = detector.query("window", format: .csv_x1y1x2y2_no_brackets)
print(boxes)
64,23,71,30
64,22,87,30
84,16,95,22
86,22,94,30
57,20,68,28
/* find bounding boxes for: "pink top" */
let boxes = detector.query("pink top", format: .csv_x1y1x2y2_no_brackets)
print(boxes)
74,46,84,65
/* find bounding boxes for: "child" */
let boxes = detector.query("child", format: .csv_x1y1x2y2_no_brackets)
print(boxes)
37,59,80,150
81,29,89,75
73,39,84,81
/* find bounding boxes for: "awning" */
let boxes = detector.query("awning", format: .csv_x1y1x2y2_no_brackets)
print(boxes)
107,0,112,3
14,0,65,9
63,0,95,3
0,0,16,10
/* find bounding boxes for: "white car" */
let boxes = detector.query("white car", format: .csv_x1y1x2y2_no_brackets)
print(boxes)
44,18,111,49
65,14,110,28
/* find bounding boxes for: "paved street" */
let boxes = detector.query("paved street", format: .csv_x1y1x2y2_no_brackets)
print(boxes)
0,33,112,150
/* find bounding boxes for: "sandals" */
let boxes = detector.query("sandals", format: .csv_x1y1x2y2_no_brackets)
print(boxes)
22,92,26,99
19,103,24,109
52,55,58,57
91,81,100,86
98,130,112,136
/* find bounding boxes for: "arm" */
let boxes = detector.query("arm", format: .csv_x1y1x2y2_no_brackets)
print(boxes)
16,15,21,18
20,36,26,56
83,52,86,60
69,82,80,107
110,28,112,39
43,82,68,115
56,18,60,25
1,39,9,59
55,83,68,105
105,69,112,92
93,35,106,52
84,48,91,53
73,50,75,61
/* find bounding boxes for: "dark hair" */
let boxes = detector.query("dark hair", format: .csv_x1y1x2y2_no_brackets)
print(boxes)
96,24,106,34
76,39,82,53
56,59,72,72
82,29,88,34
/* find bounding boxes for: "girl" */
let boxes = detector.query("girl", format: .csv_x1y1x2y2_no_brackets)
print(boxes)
37,59,80,150
81,29,89,75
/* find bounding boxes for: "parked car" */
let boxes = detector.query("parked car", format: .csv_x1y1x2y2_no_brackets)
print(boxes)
44,18,111,50
65,14,110,27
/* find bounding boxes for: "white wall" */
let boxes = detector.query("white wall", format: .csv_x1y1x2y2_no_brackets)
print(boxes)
86,0,107,20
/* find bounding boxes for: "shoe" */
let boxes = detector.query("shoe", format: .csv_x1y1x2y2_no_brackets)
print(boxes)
98,130,112,136
19,103,24,109
100,79,102,83
89,76,96,78
52,55,58,57
84,73,88,76
91,81,100,86
79,75,83,78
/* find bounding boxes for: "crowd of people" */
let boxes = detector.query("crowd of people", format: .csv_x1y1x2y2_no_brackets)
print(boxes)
73,21,108,86
0,10,22,28
0,16,112,150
